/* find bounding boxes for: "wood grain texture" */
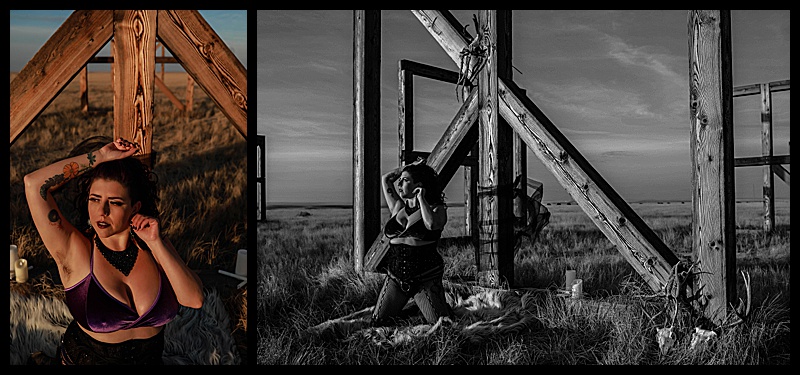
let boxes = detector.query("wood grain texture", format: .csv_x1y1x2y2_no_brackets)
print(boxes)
688,10,736,324
113,10,157,163
157,10,247,137
353,10,382,273
414,9,679,292
10,10,113,144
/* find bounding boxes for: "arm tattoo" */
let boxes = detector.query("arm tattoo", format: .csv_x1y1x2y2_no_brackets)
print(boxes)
87,151,96,166
39,160,91,200
48,209,64,229
40,174,66,200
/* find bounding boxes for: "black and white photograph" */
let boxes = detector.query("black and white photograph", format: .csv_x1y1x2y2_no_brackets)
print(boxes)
257,10,789,365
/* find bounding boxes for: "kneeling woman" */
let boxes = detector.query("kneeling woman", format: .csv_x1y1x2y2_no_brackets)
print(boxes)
372,162,453,326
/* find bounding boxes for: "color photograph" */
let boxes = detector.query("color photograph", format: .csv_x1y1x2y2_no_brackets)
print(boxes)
9,10,248,365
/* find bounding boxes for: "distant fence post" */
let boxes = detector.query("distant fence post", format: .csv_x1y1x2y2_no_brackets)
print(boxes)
688,9,736,325
258,134,266,222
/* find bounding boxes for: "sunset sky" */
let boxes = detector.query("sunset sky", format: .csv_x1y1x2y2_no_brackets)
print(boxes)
9,10,247,73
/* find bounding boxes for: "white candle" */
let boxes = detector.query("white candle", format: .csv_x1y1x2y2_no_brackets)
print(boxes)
235,249,247,277
571,278,583,299
11,245,19,280
565,269,576,291
15,258,29,283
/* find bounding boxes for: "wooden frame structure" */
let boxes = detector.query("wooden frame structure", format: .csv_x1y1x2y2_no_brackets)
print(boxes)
354,10,788,324
732,80,790,233
80,40,197,115
10,10,247,165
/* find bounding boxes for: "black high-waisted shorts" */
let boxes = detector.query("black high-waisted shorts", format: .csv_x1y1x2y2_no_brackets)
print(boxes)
58,320,165,365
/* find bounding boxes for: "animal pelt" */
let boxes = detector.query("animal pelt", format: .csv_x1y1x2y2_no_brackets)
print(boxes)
307,283,542,347
9,289,240,365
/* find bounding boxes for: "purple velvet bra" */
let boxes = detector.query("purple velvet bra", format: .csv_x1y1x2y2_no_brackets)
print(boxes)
64,239,179,333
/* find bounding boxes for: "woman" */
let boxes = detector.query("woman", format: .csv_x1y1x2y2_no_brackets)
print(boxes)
23,137,204,365
371,161,453,327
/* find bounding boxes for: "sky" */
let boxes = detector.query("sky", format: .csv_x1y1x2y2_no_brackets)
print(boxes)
259,10,790,205
9,10,248,73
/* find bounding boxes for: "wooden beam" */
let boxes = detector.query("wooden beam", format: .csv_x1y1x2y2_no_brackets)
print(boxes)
353,10,382,274
399,59,463,85
10,10,113,144
364,89,480,272
688,10,736,324
89,56,180,64
772,164,790,186
412,9,679,292
113,10,157,168
760,83,775,232
154,74,186,112
734,155,790,167
80,66,89,113
733,79,790,97
157,10,247,138
399,61,414,166
258,134,267,222
477,10,515,288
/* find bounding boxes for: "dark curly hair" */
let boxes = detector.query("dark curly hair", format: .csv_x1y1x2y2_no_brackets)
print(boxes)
402,162,446,206
65,136,160,237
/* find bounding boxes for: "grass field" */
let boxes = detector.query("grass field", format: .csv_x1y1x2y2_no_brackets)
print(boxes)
258,200,790,365
9,71,248,362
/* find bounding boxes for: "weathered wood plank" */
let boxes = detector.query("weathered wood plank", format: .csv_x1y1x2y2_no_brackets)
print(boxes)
413,9,679,292
688,10,736,324
157,10,247,137
399,61,414,166
734,155,790,167
760,83,775,232
10,10,113,144
113,10,157,166
477,10,515,288
353,10,382,274
732,79,790,97
154,75,186,112
772,164,790,186
400,59,463,85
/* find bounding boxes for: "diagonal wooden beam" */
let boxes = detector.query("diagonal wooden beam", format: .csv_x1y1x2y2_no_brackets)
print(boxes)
412,10,679,292
157,10,247,138
10,10,114,144
364,90,479,272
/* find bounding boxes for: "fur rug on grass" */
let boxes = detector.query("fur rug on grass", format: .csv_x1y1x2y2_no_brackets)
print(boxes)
306,282,542,347
9,288,240,365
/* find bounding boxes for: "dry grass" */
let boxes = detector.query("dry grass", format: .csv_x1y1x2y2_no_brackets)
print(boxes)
258,201,790,364
9,71,248,360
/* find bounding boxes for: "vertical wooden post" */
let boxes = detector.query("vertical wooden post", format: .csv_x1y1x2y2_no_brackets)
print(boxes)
113,10,156,168
477,10,515,288
258,134,267,222
186,74,195,116
688,10,736,324
353,10,381,274
465,144,479,262
80,66,89,114
496,10,527,231
760,83,775,233
399,61,414,166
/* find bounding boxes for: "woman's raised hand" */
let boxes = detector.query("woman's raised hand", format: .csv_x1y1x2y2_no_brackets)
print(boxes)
99,138,140,161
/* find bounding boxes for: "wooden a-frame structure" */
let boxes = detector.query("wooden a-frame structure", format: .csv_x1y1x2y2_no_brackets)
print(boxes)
10,10,247,160
355,10,755,324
